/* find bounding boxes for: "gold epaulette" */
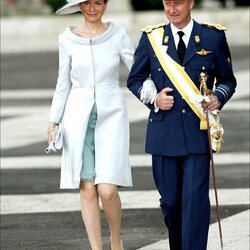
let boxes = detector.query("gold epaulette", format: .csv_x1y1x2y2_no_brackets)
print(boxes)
141,23,165,33
202,22,227,31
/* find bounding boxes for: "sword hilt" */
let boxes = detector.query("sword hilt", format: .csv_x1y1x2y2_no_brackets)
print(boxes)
199,71,213,97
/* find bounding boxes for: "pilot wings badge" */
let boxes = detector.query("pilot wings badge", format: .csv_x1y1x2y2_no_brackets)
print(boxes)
196,48,213,56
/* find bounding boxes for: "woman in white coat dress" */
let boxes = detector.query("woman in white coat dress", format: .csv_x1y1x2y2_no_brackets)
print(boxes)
47,1,133,249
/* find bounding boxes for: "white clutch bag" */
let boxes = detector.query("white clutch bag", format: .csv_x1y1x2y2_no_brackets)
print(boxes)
45,124,63,154
54,123,63,150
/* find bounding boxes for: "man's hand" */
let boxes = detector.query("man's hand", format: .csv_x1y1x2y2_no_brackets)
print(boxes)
156,87,174,110
202,95,221,111
140,79,157,104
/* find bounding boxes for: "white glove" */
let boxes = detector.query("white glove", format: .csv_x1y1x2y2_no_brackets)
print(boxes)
140,79,157,104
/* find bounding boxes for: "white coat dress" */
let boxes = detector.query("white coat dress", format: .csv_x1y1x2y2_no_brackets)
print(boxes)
49,22,134,189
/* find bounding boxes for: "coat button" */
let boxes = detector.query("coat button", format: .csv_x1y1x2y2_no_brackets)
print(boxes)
150,118,153,122
182,109,186,114
158,68,162,72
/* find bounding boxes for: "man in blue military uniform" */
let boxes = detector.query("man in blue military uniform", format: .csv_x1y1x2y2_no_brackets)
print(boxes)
127,0,237,249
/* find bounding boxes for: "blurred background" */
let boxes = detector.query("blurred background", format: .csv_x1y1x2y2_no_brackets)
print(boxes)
1,0,250,15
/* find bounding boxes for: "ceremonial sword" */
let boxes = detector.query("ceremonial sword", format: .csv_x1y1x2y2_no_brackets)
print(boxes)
199,71,224,249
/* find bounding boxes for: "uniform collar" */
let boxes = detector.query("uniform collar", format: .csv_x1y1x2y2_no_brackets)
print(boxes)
162,20,203,65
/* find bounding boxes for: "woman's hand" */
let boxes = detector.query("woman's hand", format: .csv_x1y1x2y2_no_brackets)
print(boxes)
47,122,57,144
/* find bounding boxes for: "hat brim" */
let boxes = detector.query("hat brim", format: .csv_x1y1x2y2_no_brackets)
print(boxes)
56,1,86,15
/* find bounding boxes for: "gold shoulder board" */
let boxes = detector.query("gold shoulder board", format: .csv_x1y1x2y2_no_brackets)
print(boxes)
202,22,227,31
141,23,165,33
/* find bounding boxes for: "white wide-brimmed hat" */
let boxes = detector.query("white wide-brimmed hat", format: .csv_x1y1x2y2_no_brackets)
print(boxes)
56,0,87,15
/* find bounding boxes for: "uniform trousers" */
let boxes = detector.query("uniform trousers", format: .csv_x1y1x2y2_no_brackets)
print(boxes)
152,154,210,250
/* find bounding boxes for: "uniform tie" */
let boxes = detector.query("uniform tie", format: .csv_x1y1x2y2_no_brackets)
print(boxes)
177,31,186,64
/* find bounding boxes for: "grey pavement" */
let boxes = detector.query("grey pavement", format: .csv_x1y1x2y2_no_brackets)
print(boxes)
1,7,250,250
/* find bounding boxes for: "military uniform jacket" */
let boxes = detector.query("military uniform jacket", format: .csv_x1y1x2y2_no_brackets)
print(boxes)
49,22,134,188
127,20,237,156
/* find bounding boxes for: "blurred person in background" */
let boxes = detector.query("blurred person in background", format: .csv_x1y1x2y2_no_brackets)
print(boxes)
47,1,134,249
7,0,17,6
218,0,227,7
127,0,237,249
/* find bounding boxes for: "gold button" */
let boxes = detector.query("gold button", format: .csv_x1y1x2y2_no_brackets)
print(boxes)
158,68,162,72
182,109,186,114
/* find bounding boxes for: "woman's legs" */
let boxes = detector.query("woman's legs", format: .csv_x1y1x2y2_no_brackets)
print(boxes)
80,104,102,249
80,104,123,249
80,181,102,250
98,184,124,250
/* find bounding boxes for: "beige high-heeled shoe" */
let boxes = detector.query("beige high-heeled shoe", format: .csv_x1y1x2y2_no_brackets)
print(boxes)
111,240,124,250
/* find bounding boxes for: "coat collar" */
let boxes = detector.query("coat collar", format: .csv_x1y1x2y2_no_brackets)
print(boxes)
162,20,203,65
65,22,118,45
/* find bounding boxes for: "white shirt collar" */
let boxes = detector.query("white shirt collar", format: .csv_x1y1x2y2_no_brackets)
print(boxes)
171,19,194,47
171,19,194,37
